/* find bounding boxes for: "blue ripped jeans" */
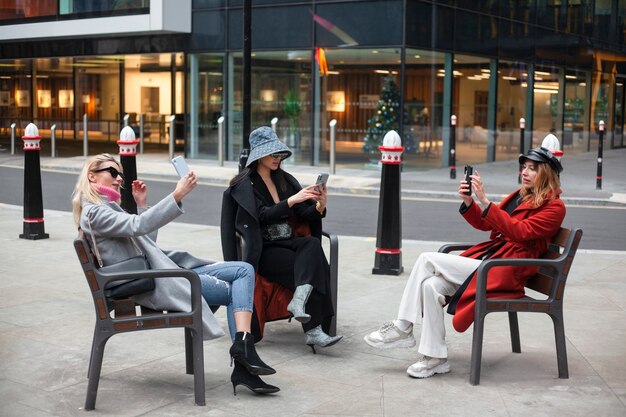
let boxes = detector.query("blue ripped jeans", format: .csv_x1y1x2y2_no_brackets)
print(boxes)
192,261,255,339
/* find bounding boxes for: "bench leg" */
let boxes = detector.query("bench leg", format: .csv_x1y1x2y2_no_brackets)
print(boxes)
469,316,486,385
508,312,521,353
185,328,193,375
190,327,206,406
85,334,110,411
551,312,569,379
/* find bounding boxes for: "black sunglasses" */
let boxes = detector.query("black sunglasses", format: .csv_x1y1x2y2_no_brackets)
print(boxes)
270,152,289,159
93,166,124,180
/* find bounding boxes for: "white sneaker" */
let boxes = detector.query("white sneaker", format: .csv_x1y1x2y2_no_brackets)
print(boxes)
406,356,450,378
364,321,416,349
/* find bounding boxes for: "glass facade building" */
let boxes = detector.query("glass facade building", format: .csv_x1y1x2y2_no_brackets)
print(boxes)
1,0,625,170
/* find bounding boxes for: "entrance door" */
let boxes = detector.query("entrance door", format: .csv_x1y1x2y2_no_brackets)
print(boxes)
613,79,625,148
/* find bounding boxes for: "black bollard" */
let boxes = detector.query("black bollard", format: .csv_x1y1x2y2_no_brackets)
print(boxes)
518,117,525,184
596,120,604,190
449,115,457,179
118,126,140,214
373,130,404,275
20,123,49,240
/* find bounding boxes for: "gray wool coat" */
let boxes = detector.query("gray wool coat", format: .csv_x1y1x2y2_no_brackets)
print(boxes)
80,193,226,340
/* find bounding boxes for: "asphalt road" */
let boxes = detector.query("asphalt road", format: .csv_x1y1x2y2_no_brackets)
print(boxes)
1,166,625,251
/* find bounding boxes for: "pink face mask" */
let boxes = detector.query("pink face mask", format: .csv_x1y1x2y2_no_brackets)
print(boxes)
93,183,121,202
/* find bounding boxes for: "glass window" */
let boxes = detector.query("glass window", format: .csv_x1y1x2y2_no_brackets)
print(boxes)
498,18,535,62
230,50,312,164
403,49,446,169
34,58,74,137
124,53,185,148
452,54,494,165
532,65,562,148
191,11,225,50
454,9,498,57
75,55,121,145
316,1,402,47
316,48,401,169
228,6,311,49
188,53,224,159
0,0,56,20
60,0,149,14
497,60,529,158
564,70,590,153
590,70,611,151
0,59,33,130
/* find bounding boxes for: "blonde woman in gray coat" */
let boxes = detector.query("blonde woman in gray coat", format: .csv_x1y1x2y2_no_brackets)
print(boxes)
72,153,278,395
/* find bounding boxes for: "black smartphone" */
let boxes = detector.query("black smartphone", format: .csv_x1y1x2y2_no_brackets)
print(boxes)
464,165,474,196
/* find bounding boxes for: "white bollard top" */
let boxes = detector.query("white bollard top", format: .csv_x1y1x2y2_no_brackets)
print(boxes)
119,125,136,141
25,123,39,137
383,130,402,147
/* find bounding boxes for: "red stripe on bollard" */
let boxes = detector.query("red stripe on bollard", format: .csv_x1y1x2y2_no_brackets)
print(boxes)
23,218,44,223
375,248,402,255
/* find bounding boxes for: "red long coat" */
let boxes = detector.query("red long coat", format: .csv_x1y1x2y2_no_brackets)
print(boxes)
452,189,566,332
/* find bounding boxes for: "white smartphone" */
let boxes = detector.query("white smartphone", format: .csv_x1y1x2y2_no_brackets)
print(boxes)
314,173,329,192
171,156,190,178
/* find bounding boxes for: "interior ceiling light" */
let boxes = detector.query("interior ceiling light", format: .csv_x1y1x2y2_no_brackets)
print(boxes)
502,76,517,80
535,71,551,76
565,75,577,79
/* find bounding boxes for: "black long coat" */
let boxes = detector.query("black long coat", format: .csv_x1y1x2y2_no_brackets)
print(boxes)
220,170,323,267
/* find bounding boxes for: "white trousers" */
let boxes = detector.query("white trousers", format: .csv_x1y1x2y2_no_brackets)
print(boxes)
397,252,481,359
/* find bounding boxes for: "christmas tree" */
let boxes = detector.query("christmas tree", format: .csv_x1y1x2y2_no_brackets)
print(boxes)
362,76,416,154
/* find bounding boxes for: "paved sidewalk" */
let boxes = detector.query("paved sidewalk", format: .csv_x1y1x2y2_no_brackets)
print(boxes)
0,203,625,416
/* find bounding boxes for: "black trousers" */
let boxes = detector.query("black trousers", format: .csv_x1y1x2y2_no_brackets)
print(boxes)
258,236,334,332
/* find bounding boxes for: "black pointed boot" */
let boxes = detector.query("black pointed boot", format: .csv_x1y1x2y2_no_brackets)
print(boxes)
229,331,276,375
231,362,280,395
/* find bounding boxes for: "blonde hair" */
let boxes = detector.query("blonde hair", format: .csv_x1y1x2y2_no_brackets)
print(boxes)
71,153,122,226
519,162,561,208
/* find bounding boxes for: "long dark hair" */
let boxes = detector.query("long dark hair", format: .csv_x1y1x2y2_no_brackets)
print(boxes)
229,159,289,194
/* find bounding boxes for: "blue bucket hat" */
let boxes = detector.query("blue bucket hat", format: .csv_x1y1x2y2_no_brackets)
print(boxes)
246,126,292,167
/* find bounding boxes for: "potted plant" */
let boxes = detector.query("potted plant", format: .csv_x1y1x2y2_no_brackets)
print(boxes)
283,89,302,147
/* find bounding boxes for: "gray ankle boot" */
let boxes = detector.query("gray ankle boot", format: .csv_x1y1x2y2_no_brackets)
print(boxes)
287,284,313,323
304,325,343,354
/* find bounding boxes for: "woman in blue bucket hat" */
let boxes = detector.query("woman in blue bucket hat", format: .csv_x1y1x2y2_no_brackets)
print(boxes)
222,126,342,352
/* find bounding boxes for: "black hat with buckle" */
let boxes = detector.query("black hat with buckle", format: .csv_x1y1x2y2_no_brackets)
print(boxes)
519,147,563,174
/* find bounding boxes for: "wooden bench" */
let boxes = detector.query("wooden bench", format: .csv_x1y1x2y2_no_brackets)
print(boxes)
73,233,206,410
439,227,583,385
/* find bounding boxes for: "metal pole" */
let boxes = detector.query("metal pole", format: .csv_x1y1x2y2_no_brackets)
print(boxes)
169,114,176,160
242,0,251,150
596,120,605,190
10,123,16,155
218,116,225,167
83,113,88,157
51,124,56,158
518,117,526,184
329,119,337,175
238,0,252,171
139,113,145,154
123,114,130,127
271,117,278,132
449,115,457,179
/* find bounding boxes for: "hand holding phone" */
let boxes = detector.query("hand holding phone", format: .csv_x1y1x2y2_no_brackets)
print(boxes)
464,165,474,196
171,156,190,178
314,173,329,192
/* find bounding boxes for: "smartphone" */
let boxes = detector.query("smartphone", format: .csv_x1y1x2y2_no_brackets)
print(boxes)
464,165,474,196
314,173,329,192
171,156,190,178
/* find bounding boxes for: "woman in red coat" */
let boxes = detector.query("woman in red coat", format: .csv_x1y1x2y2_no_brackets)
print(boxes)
364,147,565,379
